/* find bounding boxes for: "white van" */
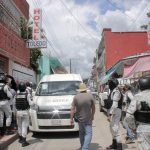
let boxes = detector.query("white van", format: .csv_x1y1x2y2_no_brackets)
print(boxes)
29,74,82,132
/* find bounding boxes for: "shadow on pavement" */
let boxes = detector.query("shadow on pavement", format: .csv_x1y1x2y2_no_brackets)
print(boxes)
32,131,79,139
28,138,43,145
76,143,102,150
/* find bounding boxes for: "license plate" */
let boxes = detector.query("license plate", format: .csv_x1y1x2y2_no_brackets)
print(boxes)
51,120,61,126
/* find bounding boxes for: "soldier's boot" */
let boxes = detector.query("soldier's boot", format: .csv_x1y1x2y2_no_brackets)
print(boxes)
106,139,117,149
22,137,29,147
117,143,123,150
5,126,14,135
18,135,23,143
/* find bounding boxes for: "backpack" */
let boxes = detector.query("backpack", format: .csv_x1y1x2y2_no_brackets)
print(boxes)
104,92,113,109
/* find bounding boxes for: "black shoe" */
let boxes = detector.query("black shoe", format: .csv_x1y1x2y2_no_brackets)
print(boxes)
22,137,29,147
0,127,5,136
5,126,14,135
5,130,14,135
106,139,117,149
117,143,122,150
18,136,23,143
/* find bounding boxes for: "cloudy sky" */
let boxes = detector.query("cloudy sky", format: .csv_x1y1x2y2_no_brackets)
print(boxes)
26,0,150,79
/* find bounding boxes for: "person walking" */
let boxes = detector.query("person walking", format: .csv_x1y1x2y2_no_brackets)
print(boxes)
0,72,14,136
16,82,34,147
70,83,95,150
106,79,123,150
122,84,136,144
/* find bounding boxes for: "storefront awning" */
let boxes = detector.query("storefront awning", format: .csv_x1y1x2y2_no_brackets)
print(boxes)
123,56,150,78
99,61,123,85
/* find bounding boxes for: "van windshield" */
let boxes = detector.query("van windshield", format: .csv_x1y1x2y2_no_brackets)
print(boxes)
36,81,81,96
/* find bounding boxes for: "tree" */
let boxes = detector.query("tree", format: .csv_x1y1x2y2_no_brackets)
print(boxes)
20,17,42,74
141,12,150,30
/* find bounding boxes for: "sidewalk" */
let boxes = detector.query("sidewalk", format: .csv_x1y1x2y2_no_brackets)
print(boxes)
0,133,18,150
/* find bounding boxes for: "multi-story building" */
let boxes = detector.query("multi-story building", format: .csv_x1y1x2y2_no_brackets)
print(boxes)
0,0,36,83
96,28,150,80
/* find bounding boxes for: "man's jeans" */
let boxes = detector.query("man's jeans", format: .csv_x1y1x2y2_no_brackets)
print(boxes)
123,118,136,140
78,123,92,150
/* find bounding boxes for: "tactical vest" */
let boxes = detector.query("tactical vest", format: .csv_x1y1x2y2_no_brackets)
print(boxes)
134,101,150,124
0,83,8,101
118,92,123,109
16,92,29,110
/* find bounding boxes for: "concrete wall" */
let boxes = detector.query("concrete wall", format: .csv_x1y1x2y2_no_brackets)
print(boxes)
103,29,150,70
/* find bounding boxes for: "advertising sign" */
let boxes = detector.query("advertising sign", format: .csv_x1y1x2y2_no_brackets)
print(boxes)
32,8,42,40
26,39,47,48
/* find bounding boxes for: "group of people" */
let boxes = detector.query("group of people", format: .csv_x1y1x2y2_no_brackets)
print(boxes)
70,76,150,150
104,77,150,150
0,71,34,147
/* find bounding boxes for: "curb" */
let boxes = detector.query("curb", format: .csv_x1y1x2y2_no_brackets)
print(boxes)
0,133,18,150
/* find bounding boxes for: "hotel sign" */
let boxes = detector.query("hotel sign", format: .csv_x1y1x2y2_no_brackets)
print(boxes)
26,39,47,48
32,8,42,40
26,8,47,48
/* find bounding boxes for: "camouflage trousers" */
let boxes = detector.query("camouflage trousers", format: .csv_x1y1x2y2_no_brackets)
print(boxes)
137,125,150,150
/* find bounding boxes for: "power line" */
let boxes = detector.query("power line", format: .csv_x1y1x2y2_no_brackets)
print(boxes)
59,0,100,43
105,0,136,22
105,0,150,31
30,1,66,68
129,3,150,30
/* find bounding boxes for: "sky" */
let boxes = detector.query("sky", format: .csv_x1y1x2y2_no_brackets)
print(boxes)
26,0,150,79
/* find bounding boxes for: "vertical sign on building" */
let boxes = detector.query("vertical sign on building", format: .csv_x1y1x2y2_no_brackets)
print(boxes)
33,8,42,40
26,8,47,48
148,22,150,45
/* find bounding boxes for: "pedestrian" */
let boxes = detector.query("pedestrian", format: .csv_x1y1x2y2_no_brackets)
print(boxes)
16,82,34,147
70,83,95,150
125,77,150,150
26,82,32,94
122,84,136,144
106,79,123,150
0,72,14,136
6,75,18,130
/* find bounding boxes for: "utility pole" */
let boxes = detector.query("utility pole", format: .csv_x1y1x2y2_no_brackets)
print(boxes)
70,59,72,73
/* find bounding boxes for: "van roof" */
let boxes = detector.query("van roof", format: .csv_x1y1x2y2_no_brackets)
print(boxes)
40,74,82,82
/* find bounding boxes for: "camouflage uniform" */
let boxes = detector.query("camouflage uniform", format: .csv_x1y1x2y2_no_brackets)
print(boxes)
126,90,150,150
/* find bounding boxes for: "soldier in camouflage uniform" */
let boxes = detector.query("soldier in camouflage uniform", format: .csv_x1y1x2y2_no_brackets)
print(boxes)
126,77,150,150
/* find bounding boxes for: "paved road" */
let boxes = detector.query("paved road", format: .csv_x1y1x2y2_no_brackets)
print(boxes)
8,103,137,150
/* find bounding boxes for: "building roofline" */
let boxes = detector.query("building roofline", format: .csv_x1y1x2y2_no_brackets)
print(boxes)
106,51,150,74
102,28,147,34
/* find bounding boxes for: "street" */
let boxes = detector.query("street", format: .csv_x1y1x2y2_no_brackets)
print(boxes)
8,103,136,150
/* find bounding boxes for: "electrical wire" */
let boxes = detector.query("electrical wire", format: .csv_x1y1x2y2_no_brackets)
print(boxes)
59,0,100,43
31,0,65,66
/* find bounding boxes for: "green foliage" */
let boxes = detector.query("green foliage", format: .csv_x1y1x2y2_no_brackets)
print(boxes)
20,17,32,39
30,49,42,74
20,17,42,74
141,12,150,30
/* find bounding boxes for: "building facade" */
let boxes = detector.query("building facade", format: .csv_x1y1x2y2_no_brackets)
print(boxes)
0,0,36,83
96,28,150,80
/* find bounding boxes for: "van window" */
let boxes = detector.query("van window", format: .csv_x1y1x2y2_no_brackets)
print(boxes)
36,81,81,96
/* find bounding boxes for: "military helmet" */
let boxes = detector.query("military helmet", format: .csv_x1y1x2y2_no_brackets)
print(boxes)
138,77,150,91
108,78,119,90
18,82,26,92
